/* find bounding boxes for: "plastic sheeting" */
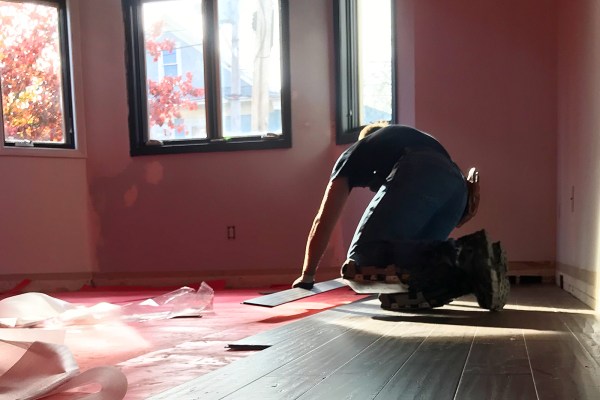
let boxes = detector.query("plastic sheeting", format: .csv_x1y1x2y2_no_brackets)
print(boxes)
0,339,128,400
0,283,215,399
0,283,214,328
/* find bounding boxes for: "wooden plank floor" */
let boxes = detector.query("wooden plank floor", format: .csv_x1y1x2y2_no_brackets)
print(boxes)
150,284,600,400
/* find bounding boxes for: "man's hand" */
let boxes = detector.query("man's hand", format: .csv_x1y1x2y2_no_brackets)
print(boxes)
292,273,315,290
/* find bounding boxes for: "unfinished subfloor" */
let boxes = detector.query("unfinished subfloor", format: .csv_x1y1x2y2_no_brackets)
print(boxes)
16,283,600,399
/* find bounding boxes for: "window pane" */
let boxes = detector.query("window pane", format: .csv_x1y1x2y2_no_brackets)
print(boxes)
164,64,178,77
0,1,67,144
357,0,392,125
162,50,177,64
142,0,206,141
218,0,282,138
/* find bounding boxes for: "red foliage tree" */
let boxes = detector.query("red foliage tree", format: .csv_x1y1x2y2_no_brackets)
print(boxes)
0,2,64,142
145,21,204,136
0,6,204,143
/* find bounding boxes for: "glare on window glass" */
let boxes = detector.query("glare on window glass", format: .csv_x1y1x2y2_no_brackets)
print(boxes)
357,0,392,126
142,0,206,141
218,0,282,138
0,1,66,144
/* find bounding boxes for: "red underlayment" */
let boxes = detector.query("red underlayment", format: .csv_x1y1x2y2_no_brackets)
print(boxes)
26,284,365,399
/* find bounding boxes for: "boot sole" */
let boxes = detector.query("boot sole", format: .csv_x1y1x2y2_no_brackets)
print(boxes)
379,292,432,310
341,262,401,284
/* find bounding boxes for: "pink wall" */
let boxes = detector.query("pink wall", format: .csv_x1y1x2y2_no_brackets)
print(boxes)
0,156,91,274
81,0,341,275
557,1,600,275
339,0,559,267
408,0,557,261
1,0,560,282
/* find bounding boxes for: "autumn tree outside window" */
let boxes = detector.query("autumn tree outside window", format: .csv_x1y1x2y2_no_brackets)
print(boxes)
123,0,291,156
0,0,74,149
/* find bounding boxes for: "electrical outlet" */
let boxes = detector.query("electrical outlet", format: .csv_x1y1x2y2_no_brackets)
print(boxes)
227,225,236,240
571,185,575,212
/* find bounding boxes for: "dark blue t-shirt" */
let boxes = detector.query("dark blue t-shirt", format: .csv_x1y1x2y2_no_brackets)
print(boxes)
331,125,451,191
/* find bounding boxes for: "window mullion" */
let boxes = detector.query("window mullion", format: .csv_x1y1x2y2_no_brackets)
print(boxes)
335,0,361,143
0,0,75,149
202,0,222,140
57,0,75,147
335,0,395,144
347,0,360,129
124,0,291,155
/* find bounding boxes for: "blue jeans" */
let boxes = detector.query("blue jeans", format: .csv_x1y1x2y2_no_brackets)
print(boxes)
347,149,467,269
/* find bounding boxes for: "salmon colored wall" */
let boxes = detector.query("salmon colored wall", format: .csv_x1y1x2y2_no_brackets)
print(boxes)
0,0,91,278
556,0,600,306
340,0,558,265
1,0,559,282
409,0,557,262
0,156,91,274
81,0,340,275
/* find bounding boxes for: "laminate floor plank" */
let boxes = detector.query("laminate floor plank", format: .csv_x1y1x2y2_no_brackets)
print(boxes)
148,306,374,400
454,327,537,400
525,331,600,400
226,308,355,350
242,279,347,307
515,284,600,399
150,285,600,400
372,324,477,400
558,312,600,365
222,311,402,399
296,321,436,400
227,296,375,349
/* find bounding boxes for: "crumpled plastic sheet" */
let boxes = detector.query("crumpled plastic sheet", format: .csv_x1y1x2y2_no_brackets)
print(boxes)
0,282,214,328
0,339,128,400
0,284,214,398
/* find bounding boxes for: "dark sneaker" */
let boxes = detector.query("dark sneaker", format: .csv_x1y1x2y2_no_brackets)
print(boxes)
457,230,510,311
340,259,401,284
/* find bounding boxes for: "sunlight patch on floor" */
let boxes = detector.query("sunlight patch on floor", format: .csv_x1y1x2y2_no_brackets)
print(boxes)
503,303,596,315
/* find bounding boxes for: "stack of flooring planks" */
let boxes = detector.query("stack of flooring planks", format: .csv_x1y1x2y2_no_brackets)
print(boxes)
149,285,600,400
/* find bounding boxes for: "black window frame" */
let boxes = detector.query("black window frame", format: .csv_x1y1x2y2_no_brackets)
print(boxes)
334,0,397,144
122,0,292,156
0,0,75,149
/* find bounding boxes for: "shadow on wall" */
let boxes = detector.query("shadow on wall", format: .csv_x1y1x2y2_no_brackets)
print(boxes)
88,160,207,274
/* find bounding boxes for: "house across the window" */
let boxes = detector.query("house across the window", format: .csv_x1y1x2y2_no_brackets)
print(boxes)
161,49,179,77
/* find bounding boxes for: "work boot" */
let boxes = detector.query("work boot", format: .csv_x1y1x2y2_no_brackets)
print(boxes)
378,242,471,311
378,285,462,310
456,230,510,311
405,241,471,303
378,291,433,310
340,259,401,284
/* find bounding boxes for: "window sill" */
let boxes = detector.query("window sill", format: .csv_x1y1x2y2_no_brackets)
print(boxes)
131,136,291,156
0,145,87,159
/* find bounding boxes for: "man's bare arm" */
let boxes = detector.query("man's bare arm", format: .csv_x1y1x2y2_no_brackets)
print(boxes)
292,177,350,288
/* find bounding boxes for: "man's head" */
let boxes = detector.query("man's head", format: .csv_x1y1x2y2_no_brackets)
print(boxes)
358,121,390,140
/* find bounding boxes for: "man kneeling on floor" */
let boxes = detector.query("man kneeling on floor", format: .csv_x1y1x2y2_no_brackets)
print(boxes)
292,122,510,311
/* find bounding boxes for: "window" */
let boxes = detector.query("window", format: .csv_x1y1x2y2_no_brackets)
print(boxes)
0,0,74,149
160,47,180,78
123,0,291,155
334,0,396,144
